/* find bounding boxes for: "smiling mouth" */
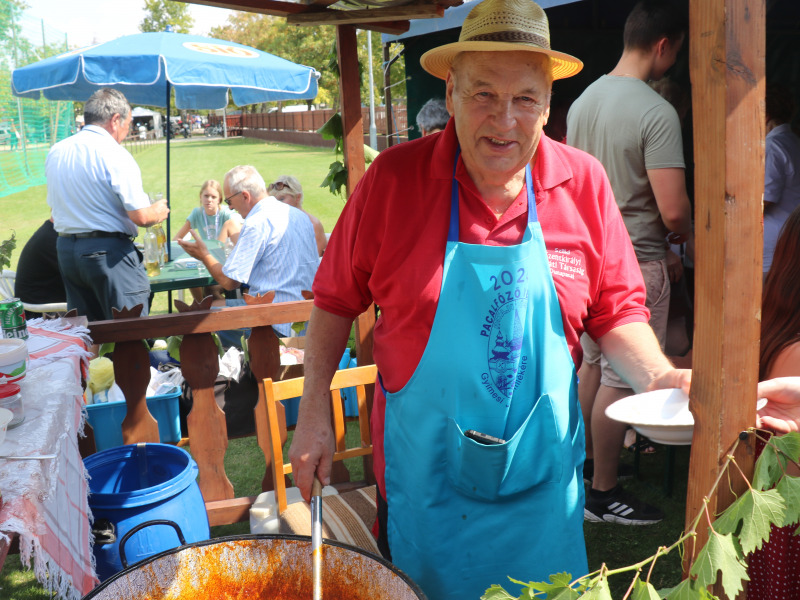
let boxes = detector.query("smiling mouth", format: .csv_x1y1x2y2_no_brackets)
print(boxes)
487,137,513,146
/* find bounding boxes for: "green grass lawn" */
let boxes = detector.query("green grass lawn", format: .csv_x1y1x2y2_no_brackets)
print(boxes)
0,136,345,314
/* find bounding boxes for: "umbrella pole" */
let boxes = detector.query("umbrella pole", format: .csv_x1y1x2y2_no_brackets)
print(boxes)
166,81,172,261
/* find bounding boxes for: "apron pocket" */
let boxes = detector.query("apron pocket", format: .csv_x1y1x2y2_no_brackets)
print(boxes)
446,393,563,501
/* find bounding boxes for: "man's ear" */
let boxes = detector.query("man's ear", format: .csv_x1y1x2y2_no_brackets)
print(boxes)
445,71,456,116
654,36,669,57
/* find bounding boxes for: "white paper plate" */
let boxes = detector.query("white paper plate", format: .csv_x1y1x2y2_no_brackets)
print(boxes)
605,388,694,445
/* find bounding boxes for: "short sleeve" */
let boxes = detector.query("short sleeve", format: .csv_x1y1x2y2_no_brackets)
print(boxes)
642,102,685,171
108,148,152,212
312,164,381,319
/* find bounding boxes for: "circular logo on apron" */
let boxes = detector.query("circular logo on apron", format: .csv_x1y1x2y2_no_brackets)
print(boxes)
479,269,529,401
487,302,527,398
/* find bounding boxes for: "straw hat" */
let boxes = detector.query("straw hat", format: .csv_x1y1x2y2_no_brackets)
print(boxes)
420,0,583,81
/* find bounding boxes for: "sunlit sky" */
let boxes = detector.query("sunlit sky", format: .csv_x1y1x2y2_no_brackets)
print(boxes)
25,0,237,49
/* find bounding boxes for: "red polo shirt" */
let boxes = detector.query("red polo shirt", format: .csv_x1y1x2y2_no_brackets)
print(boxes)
313,119,648,494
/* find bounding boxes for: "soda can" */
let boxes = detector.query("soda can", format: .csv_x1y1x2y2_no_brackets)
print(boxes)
0,298,28,340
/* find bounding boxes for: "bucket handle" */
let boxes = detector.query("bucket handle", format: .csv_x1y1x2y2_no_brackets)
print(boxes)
118,519,187,569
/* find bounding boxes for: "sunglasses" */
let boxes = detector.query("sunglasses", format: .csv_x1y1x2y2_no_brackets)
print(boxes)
269,181,291,192
224,191,242,206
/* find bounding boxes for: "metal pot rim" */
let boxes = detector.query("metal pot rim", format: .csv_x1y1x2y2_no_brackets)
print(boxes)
81,533,427,600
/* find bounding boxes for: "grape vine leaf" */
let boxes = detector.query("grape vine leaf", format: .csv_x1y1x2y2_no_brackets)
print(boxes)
772,432,800,464
482,585,518,600
712,488,785,554
689,531,749,599
578,575,611,600
522,572,576,596
663,579,718,600
631,579,661,600
776,475,800,527
753,441,784,491
548,587,580,600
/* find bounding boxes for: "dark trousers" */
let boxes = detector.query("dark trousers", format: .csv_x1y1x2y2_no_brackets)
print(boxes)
56,236,150,322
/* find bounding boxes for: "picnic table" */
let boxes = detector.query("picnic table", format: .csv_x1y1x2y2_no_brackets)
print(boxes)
148,239,227,294
0,317,96,600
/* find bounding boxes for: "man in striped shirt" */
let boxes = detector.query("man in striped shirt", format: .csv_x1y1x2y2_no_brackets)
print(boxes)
178,165,318,337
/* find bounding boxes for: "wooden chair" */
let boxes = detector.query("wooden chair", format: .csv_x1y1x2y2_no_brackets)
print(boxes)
257,364,379,554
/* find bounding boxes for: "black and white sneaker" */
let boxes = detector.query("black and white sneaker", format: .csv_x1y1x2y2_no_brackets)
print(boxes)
584,485,664,525
582,459,635,485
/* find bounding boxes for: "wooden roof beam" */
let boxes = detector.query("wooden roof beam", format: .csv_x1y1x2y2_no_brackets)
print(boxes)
287,4,444,26
354,21,411,35
182,0,308,16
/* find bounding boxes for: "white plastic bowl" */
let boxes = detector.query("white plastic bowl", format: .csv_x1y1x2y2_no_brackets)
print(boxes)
0,406,13,445
605,388,694,445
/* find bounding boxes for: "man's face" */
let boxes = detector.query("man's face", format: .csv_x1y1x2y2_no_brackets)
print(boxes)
446,51,551,190
223,180,250,218
110,112,131,144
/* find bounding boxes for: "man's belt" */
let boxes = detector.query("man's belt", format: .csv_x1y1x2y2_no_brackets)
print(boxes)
58,231,134,241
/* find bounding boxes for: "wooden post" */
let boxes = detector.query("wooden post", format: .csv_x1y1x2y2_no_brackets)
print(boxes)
336,24,366,196
684,0,765,580
113,306,160,445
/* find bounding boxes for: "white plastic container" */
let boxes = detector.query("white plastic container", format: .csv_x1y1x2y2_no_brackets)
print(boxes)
0,338,27,384
0,383,24,429
0,407,13,444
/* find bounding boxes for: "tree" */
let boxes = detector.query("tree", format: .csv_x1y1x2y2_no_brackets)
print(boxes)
140,0,194,35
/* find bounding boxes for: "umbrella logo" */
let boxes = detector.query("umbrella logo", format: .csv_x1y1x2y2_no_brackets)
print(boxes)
182,42,259,59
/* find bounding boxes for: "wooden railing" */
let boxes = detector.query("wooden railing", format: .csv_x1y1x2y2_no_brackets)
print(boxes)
85,296,376,527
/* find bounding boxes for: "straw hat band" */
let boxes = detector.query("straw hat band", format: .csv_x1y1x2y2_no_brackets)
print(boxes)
463,31,550,49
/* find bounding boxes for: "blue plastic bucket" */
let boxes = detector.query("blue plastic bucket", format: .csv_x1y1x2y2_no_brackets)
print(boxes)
84,443,210,582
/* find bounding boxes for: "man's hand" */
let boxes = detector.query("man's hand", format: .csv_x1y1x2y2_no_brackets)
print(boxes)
756,377,800,433
127,199,170,228
176,228,209,260
288,407,337,502
665,249,684,283
150,199,169,224
646,368,691,395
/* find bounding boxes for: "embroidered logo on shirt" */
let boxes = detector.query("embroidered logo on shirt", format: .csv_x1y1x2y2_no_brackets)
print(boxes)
479,268,529,403
547,248,586,280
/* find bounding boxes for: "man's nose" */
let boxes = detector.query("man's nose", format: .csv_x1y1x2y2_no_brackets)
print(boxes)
491,97,517,130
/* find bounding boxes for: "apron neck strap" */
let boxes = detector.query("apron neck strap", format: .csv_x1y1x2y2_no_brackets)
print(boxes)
448,148,538,243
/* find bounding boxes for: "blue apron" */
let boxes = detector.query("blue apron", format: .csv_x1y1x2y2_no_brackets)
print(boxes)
382,155,588,600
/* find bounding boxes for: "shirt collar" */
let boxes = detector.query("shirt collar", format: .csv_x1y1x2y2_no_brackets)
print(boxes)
244,197,266,220
767,123,792,139
430,119,573,196
82,124,114,140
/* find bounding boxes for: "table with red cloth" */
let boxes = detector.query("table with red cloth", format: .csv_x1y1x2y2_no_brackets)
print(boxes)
0,317,96,600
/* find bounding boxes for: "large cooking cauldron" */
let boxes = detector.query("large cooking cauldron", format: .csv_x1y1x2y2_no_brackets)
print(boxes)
82,531,427,600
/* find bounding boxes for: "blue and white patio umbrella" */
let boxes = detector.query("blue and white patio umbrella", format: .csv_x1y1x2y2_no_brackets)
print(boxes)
11,30,319,108
11,30,320,247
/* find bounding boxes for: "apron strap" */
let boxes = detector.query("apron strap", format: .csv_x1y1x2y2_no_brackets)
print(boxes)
448,149,538,243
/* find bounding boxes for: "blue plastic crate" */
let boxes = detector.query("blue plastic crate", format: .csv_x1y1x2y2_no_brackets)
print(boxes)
85,387,182,452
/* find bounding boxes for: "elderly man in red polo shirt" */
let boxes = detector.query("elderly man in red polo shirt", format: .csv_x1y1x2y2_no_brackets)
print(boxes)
289,0,692,598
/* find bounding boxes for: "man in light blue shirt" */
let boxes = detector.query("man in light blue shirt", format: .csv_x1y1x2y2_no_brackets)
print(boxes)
178,165,318,337
46,88,169,321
